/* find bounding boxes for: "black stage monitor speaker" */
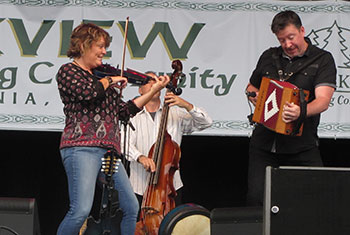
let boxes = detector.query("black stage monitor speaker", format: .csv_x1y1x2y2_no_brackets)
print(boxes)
210,206,262,235
264,166,350,235
0,197,40,235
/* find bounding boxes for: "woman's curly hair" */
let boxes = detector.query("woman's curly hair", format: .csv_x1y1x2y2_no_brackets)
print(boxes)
67,23,111,59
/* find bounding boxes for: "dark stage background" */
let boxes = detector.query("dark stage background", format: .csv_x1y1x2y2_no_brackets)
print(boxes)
1,130,350,234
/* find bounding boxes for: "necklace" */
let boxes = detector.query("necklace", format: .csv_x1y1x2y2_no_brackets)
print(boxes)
73,60,92,74
73,60,83,68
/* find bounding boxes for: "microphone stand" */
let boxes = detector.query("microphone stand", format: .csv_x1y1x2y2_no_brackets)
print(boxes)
120,117,135,173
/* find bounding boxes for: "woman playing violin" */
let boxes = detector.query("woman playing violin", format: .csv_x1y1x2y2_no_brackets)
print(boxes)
56,23,170,235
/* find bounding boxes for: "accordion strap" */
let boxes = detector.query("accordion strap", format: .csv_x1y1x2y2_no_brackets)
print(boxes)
291,89,307,136
272,48,325,81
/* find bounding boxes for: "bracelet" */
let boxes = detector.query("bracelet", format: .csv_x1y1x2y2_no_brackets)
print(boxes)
105,76,113,86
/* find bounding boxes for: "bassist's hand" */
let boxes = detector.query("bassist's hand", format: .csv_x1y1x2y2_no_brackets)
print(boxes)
165,92,193,112
137,155,156,172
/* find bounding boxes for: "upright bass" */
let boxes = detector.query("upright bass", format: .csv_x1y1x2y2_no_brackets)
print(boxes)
135,60,184,235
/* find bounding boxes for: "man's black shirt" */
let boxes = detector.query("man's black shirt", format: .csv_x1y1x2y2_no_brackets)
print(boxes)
249,38,336,154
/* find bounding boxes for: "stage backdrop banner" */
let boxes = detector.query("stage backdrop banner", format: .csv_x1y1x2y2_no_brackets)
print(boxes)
1,0,350,138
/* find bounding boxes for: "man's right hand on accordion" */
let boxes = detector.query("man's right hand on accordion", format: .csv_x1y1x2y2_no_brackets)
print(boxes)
282,101,300,123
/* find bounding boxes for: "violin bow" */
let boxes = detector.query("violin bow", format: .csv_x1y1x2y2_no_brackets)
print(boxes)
120,16,129,79
120,17,131,168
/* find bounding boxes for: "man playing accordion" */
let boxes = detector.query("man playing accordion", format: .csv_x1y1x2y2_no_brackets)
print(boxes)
245,10,336,206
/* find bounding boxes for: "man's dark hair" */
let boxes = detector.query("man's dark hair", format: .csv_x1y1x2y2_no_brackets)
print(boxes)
145,71,157,76
271,10,302,34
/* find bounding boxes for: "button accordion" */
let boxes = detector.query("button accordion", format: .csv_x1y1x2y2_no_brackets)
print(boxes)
252,77,309,136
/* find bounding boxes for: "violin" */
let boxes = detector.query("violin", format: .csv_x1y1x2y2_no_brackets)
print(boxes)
93,63,151,86
93,63,183,95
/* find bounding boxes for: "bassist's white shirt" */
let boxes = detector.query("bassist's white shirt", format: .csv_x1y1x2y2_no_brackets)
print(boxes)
121,104,212,196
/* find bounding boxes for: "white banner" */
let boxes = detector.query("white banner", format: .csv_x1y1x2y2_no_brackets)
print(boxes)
1,0,350,138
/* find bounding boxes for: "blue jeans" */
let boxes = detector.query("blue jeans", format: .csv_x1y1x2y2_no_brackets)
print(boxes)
57,147,139,235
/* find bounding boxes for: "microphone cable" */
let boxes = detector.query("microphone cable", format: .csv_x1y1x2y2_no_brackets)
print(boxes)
245,91,256,125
